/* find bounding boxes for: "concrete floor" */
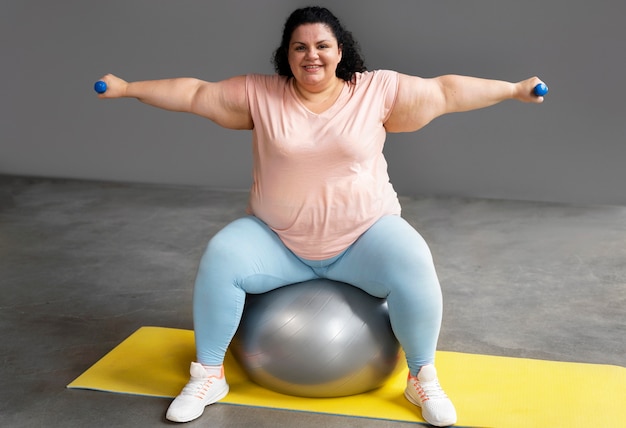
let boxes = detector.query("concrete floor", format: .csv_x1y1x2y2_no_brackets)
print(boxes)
1,175,624,427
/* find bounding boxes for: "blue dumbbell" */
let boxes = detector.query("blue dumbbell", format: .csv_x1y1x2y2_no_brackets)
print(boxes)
533,83,548,97
94,81,107,94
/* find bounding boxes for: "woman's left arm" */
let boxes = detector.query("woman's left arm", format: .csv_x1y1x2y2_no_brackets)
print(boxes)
384,74,546,133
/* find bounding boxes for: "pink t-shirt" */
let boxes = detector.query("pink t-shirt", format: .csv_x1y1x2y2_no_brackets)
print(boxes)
245,70,402,260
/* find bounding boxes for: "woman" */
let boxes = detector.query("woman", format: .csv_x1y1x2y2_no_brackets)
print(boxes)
97,6,545,427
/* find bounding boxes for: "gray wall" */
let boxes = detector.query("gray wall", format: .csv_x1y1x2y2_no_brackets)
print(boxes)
2,0,625,205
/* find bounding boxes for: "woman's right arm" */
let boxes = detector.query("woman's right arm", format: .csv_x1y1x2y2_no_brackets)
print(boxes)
96,74,253,130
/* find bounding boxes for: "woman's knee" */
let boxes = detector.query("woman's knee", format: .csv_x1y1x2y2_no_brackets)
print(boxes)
196,216,311,293
196,217,263,285
203,217,268,263
369,217,435,271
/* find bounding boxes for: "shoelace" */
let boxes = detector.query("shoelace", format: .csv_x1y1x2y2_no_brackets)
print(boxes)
413,378,448,401
180,377,213,399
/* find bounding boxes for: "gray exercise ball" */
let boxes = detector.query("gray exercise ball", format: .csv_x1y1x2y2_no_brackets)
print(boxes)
230,279,401,398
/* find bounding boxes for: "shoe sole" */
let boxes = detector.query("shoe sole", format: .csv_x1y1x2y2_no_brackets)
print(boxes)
404,388,456,427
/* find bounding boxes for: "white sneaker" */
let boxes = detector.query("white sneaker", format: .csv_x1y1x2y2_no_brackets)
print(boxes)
165,362,229,423
404,364,457,427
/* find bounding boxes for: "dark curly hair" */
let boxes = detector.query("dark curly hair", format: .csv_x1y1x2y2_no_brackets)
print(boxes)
272,6,366,82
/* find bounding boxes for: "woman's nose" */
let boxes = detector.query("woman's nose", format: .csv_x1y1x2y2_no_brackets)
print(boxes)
305,47,318,59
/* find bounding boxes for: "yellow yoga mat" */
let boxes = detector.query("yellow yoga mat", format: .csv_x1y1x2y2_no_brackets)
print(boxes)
67,326,625,427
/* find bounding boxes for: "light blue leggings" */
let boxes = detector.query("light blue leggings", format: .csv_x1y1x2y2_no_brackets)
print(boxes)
193,215,443,376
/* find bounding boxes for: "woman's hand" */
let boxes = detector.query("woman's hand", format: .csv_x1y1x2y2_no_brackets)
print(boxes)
95,74,129,99
515,77,548,103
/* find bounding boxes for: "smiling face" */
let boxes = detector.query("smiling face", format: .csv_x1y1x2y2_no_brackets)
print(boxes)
287,23,343,92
